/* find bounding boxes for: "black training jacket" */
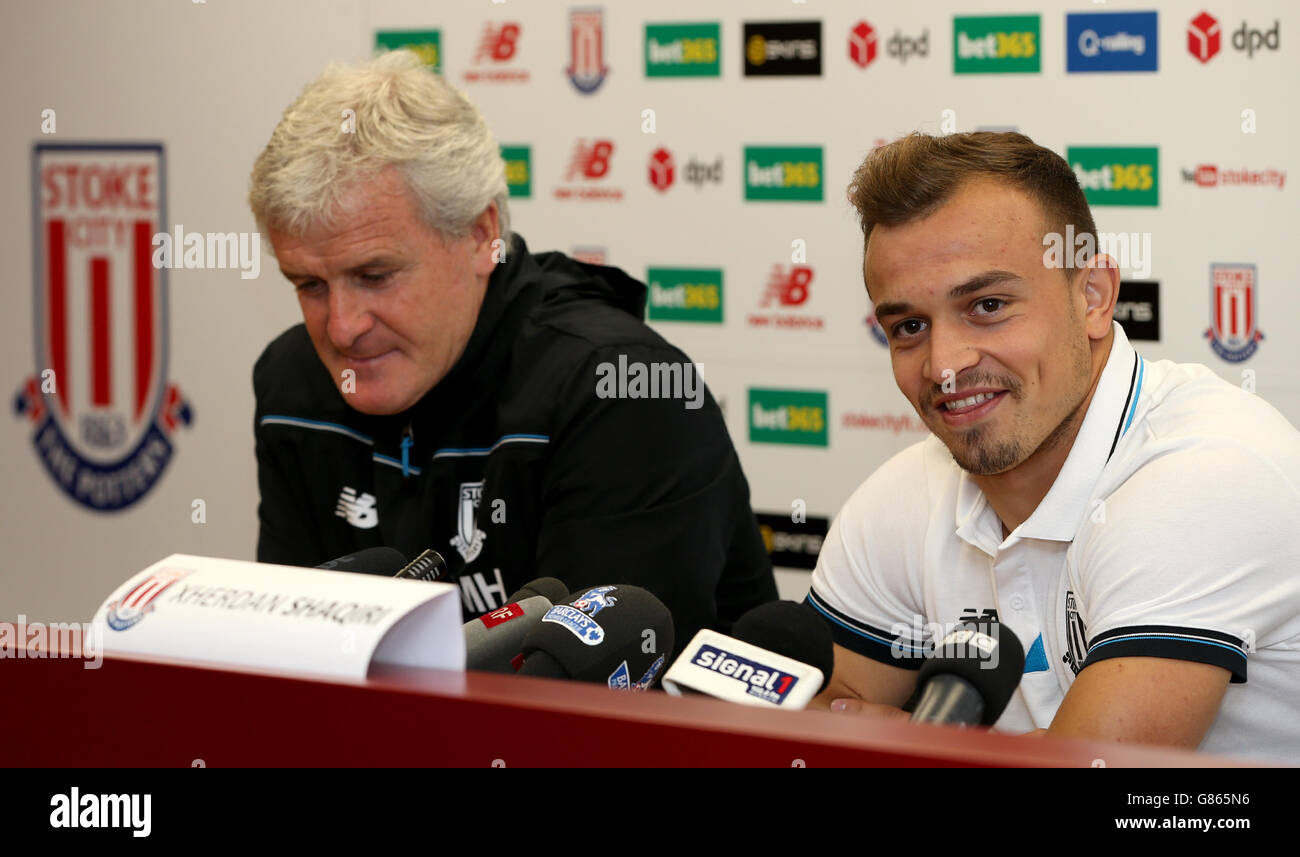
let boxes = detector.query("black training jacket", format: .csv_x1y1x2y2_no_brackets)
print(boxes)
253,233,777,648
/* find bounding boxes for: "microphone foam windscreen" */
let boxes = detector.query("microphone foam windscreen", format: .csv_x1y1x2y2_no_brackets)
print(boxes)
732,600,835,692
518,584,674,689
917,621,1025,726
508,577,569,604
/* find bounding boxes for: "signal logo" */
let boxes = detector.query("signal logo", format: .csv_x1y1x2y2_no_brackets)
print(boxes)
692,645,799,704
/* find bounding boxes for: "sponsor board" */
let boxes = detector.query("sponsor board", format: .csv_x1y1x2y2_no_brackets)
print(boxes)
755,512,829,570
743,20,821,76
1115,281,1160,342
645,22,721,77
1066,11,1158,73
1068,146,1159,206
953,15,1040,74
743,146,823,202
375,29,441,74
749,388,828,447
646,267,723,323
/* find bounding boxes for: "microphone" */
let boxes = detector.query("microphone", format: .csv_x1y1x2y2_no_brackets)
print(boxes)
661,601,831,709
464,578,569,674
394,549,450,582
516,584,675,690
910,621,1025,726
314,547,407,575
506,577,569,604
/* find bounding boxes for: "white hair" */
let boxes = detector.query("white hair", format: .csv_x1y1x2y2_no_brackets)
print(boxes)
248,49,511,243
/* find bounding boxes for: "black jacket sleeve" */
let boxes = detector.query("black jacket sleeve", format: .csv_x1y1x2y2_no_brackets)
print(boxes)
252,348,325,566
534,344,777,649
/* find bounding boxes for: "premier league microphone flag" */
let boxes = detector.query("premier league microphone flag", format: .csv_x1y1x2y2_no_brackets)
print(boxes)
91,554,465,678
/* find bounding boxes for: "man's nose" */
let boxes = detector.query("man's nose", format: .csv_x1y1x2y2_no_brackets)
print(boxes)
324,284,373,349
923,320,979,388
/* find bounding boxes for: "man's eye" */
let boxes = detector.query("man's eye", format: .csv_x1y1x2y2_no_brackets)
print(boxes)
893,319,926,338
294,280,322,293
360,272,390,284
975,298,1005,314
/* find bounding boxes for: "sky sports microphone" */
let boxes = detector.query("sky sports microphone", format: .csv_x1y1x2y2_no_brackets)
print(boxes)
910,621,1025,727
314,547,407,575
516,584,674,690
464,577,570,673
661,601,832,709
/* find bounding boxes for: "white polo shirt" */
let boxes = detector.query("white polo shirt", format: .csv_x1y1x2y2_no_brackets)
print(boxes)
807,322,1300,762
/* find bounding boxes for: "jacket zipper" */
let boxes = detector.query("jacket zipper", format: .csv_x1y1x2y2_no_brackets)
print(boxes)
400,423,413,478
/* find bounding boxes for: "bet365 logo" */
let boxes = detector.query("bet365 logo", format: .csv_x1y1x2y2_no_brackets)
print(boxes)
744,146,823,201
1068,146,1159,207
375,29,441,74
645,23,720,77
647,267,723,323
500,145,530,198
953,15,1040,73
749,389,828,447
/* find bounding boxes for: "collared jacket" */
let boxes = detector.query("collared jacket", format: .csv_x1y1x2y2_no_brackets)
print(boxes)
253,234,777,647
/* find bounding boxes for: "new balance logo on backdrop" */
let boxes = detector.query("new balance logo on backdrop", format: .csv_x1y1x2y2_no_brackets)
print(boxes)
555,140,623,201
336,486,378,529
464,22,529,83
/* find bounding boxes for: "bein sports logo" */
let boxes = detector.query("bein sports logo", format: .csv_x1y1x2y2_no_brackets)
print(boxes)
105,568,192,631
692,645,798,704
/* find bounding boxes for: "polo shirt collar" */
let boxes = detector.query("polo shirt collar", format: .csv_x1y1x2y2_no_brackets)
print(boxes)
955,321,1140,550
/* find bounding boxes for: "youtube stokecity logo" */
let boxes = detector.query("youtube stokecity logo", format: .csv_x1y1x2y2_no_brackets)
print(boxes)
1181,163,1286,190
1188,12,1280,62
555,139,623,201
647,148,723,193
849,20,930,67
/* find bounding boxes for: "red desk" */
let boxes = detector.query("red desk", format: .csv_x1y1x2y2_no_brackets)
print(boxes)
2,652,1243,767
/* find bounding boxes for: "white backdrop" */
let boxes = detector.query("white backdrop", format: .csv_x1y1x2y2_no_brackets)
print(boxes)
3,0,1297,624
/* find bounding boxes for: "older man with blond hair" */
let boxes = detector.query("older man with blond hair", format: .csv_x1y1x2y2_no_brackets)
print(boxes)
248,51,775,649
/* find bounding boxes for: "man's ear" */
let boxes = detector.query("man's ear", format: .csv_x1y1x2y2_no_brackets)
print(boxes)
469,202,502,278
1082,253,1120,341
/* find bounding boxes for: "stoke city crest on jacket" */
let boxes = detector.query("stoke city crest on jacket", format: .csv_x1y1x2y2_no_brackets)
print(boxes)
450,480,487,563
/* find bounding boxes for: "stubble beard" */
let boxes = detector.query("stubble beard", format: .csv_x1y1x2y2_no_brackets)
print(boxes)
939,336,1094,477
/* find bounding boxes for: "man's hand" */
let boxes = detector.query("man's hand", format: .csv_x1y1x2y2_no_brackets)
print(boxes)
826,698,910,720
807,642,918,711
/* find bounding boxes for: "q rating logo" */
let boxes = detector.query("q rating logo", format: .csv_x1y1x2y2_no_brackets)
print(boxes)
14,143,192,511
